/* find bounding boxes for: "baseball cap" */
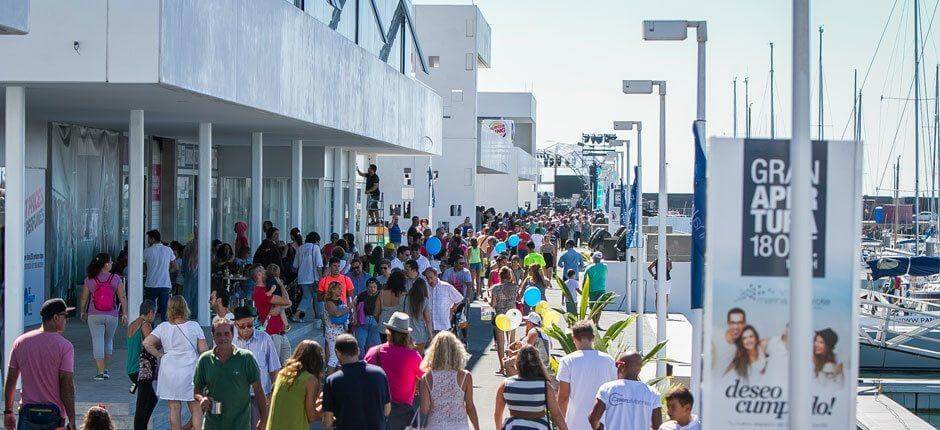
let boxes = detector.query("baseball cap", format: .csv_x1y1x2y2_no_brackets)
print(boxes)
523,312,542,325
40,298,75,321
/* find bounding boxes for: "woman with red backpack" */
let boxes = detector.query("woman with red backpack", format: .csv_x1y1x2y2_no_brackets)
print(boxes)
81,252,128,381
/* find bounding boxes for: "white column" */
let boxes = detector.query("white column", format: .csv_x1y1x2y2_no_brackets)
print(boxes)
332,148,344,235
789,1,813,428
655,85,668,378
128,110,145,321
291,140,303,231
4,87,25,372
250,132,263,249
197,123,212,326
347,150,359,245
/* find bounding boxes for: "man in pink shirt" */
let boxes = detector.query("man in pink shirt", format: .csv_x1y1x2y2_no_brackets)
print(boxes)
364,312,424,430
3,298,76,430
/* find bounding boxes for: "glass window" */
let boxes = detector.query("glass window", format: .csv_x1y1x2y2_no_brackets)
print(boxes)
302,178,319,235
217,177,250,245
175,175,195,243
263,178,291,237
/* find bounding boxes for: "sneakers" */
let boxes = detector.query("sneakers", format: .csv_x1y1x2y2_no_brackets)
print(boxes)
93,374,106,381
103,369,110,380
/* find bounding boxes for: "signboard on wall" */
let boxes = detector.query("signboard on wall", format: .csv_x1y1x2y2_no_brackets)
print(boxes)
704,139,860,428
24,168,46,326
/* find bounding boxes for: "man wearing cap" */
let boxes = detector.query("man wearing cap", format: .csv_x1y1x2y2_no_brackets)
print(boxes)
3,299,76,430
503,312,552,375
231,306,281,426
584,252,608,302
364,312,424,430
424,266,464,335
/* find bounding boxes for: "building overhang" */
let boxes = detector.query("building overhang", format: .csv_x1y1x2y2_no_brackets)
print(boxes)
0,0,442,154
0,0,28,34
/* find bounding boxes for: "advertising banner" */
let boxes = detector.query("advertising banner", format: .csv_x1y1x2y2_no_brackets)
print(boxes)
24,168,46,326
703,138,860,428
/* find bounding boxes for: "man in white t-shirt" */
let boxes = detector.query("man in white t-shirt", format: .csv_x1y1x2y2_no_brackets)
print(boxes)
589,351,662,430
557,320,617,430
142,230,177,321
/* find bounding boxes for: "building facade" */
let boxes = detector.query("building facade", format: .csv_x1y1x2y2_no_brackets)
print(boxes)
378,4,540,231
0,0,443,367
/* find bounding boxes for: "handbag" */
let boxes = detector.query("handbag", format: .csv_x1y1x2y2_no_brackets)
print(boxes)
17,403,63,430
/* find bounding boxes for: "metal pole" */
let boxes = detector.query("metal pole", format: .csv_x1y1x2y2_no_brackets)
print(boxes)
935,64,939,237
692,25,707,418
635,123,645,353
818,26,824,140
625,143,632,314
4,87,25,373
656,83,668,378
853,70,858,142
789,1,813,427
770,42,776,139
915,0,922,252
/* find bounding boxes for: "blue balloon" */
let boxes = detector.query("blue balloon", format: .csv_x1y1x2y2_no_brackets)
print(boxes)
523,287,542,307
425,236,442,255
493,241,507,254
507,234,521,247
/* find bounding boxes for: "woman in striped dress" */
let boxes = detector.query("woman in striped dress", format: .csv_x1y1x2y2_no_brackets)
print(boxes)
494,346,568,430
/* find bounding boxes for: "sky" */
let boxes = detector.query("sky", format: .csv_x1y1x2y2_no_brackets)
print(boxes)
414,0,940,196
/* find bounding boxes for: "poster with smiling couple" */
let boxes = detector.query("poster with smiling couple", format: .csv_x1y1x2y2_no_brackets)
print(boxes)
703,138,861,428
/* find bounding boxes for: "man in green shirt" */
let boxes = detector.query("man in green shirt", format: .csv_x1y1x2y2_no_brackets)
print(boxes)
523,241,546,269
194,317,268,430
584,252,608,301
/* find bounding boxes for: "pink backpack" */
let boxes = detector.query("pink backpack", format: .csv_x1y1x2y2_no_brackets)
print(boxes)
92,274,115,312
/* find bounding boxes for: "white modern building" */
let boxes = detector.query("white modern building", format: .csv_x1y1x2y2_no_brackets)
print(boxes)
378,4,540,231
0,0,443,367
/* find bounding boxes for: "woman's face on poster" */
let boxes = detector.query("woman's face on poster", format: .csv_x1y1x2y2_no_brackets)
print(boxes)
814,334,826,355
742,328,758,351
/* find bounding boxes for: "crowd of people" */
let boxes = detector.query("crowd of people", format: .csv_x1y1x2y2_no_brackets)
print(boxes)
2,206,698,430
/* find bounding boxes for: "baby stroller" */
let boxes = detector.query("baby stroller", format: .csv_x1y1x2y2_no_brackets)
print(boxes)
451,300,470,346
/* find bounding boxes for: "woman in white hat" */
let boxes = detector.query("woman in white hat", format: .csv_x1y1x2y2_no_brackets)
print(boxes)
502,312,552,376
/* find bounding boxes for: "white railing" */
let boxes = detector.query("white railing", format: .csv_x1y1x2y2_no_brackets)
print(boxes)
515,147,540,181
858,289,940,359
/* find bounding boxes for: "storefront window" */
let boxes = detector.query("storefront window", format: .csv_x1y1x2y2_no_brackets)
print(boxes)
302,178,319,235
176,175,195,243
263,178,291,236
218,177,250,245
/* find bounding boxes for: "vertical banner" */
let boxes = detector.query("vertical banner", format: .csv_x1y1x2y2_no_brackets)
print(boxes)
691,120,707,309
24,168,46,326
704,138,860,428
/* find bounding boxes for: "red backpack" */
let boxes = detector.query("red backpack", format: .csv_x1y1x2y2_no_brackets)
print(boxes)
92,274,115,312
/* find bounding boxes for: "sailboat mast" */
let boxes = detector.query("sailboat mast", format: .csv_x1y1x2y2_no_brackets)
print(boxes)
853,69,859,141
896,156,901,248
935,63,939,240
770,42,776,139
818,26,825,140
733,78,738,138
745,77,751,138
915,0,922,252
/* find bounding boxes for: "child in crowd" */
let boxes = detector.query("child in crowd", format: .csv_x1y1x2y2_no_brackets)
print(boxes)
265,264,291,332
565,268,580,305
659,386,700,430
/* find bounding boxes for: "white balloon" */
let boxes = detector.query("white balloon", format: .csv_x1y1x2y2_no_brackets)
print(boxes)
506,308,523,328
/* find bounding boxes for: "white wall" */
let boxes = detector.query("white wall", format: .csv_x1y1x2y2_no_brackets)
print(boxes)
518,180,536,210
0,118,49,169
217,145,326,179
605,260,692,318
477,173,518,213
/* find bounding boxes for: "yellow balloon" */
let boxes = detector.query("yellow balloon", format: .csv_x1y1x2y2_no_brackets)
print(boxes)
542,310,561,329
495,314,512,332
535,300,550,315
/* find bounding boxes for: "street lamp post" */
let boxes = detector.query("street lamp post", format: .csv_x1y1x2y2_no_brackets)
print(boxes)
642,18,707,411
611,138,631,313
622,80,667,378
614,121,643,352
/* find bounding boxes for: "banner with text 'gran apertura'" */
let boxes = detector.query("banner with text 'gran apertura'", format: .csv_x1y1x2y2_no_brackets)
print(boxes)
703,138,861,429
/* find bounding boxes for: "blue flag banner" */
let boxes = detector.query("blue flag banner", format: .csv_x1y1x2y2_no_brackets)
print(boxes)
691,120,707,309
625,167,639,248
427,166,436,208
619,179,628,227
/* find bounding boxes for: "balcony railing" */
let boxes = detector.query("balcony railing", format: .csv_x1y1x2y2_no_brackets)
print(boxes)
516,147,541,181
479,120,514,173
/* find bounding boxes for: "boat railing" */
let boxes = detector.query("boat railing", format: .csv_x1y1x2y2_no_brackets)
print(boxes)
858,289,940,359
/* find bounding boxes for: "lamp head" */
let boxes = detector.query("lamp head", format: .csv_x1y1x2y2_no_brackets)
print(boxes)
622,80,654,94
643,20,689,41
613,121,637,131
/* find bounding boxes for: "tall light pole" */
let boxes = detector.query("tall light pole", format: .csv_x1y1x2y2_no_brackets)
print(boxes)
642,19,707,407
790,0,813,428
623,80,668,378
615,120,644,352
